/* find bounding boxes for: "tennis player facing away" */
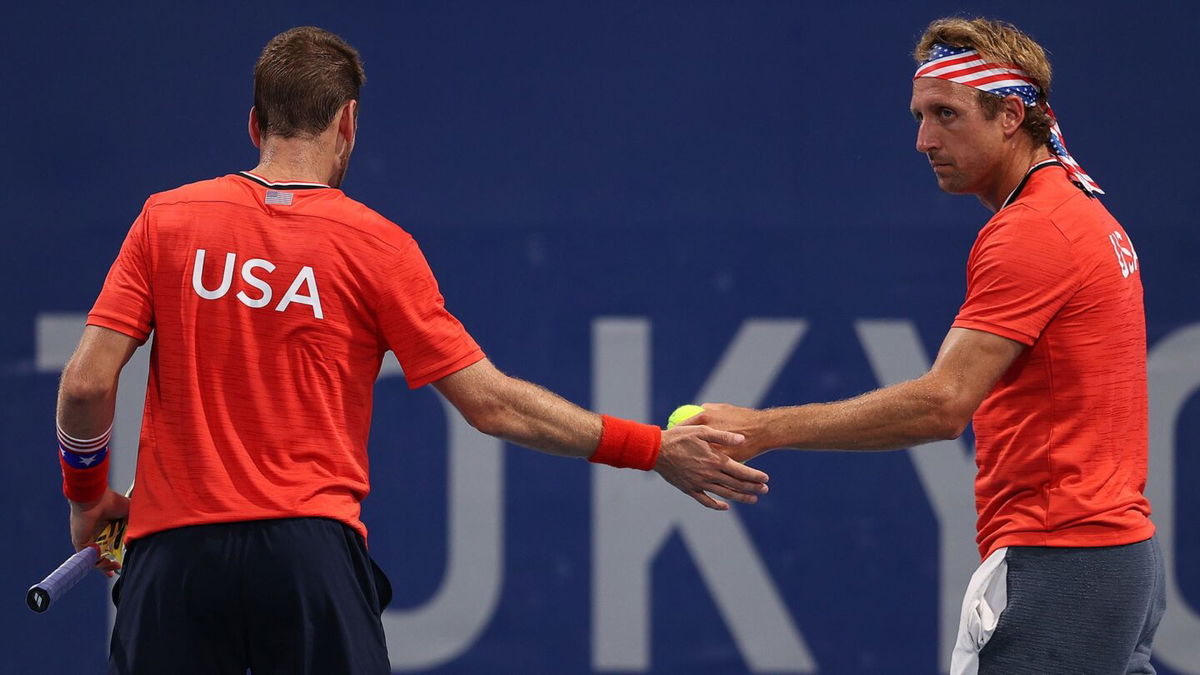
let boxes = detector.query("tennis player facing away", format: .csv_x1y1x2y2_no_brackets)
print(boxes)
54,26,767,674
690,17,1164,674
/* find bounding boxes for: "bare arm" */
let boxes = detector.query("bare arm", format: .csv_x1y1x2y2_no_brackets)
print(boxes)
57,326,140,440
57,326,139,551
433,358,770,509
433,358,603,457
693,328,1025,461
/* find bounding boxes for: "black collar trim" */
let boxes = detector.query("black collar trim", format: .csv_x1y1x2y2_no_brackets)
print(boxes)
1000,160,1061,210
236,171,331,190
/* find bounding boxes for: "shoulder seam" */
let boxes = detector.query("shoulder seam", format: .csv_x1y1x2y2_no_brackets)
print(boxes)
145,196,415,255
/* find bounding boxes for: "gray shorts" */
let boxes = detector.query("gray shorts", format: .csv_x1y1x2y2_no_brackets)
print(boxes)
951,536,1165,675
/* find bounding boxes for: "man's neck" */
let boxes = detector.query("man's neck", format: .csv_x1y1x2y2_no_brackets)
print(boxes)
250,136,334,185
977,147,1053,213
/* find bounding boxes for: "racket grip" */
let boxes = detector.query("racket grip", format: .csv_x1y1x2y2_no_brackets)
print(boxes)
26,546,100,613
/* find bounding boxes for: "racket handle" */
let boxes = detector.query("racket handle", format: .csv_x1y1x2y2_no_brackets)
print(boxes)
27,546,99,613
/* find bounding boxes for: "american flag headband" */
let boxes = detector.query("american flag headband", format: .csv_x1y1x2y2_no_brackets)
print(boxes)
914,43,1102,195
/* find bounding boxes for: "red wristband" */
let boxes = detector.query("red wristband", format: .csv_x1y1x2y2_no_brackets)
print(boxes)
61,452,109,503
588,415,662,471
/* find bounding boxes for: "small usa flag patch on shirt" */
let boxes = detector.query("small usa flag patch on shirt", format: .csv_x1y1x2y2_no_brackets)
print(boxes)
265,190,294,205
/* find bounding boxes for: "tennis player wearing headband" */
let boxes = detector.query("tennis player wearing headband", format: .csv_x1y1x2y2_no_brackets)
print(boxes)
688,17,1163,673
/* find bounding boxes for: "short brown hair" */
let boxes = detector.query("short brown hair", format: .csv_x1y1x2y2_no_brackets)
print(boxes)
254,27,366,139
914,18,1053,147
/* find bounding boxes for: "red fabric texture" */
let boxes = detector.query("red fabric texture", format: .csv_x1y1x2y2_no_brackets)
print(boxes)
61,453,110,503
954,165,1153,559
88,174,485,542
589,415,662,471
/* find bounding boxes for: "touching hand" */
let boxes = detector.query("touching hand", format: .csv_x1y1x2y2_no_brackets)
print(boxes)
684,403,774,463
654,425,769,510
69,488,130,574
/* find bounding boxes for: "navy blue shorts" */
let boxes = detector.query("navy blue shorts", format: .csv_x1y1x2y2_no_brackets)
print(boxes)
953,536,1165,674
108,517,392,675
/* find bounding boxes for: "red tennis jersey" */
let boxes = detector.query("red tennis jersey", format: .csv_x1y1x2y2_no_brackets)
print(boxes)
88,172,485,542
954,161,1154,559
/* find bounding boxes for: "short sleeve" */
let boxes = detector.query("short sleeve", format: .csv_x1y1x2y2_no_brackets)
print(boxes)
952,213,1079,346
374,237,485,388
87,205,154,342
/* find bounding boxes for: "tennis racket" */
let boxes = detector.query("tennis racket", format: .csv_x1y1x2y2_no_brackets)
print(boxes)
27,502,130,613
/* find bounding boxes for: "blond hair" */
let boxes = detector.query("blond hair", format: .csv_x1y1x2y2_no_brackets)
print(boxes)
914,18,1054,146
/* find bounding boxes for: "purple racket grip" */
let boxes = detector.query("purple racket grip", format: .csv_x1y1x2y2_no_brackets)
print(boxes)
27,545,99,613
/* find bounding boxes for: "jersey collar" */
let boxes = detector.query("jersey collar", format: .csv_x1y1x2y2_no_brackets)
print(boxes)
236,171,331,190
1000,159,1061,210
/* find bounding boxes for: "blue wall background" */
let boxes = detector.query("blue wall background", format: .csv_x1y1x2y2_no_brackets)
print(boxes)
4,2,1197,673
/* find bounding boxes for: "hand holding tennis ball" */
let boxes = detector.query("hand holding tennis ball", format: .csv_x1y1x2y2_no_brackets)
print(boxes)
666,404,706,429
656,403,769,509
668,402,769,463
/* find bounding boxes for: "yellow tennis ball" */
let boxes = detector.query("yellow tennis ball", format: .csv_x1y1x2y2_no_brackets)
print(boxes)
666,404,705,429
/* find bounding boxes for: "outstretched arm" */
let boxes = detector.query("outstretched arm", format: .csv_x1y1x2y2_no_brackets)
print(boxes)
432,358,770,510
691,327,1024,461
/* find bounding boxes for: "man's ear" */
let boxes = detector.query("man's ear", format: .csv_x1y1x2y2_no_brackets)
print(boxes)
1000,95,1027,139
337,99,358,149
248,107,263,149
